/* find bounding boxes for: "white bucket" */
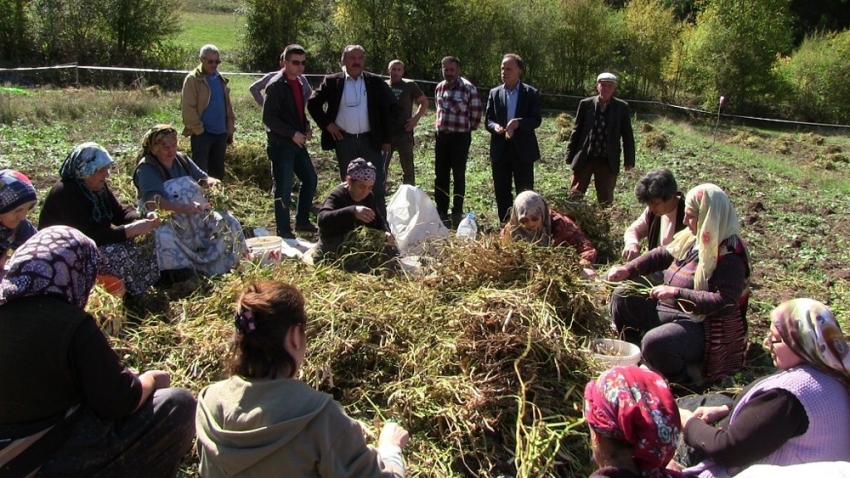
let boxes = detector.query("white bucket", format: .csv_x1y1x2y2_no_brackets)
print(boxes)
246,236,283,265
588,338,642,367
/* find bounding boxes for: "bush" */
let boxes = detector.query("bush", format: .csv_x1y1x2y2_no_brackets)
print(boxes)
775,30,850,124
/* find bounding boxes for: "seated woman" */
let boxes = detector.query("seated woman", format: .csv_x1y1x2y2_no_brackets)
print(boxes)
0,169,38,274
606,184,750,389
0,226,195,477
622,168,686,262
500,190,597,275
196,280,409,477
316,158,394,257
676,299,850,477
133,124,246,277
38,143,161,297
584,365,685,478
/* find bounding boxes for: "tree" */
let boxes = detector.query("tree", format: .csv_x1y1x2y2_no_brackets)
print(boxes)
621,0,680,98
0,0,32,63
238,0,319,72
675,0,792,109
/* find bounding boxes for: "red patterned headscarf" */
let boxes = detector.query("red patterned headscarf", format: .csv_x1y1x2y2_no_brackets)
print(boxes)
584,365,683,477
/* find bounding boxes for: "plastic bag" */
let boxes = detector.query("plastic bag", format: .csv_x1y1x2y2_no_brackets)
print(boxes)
386,185,448,256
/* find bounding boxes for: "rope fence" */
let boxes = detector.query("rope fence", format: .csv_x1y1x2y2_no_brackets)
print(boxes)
2,63,849,130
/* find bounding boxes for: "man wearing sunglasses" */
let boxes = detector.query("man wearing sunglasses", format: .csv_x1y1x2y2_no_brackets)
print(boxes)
262,44,319,239
181,44,236,181
307,44,399,220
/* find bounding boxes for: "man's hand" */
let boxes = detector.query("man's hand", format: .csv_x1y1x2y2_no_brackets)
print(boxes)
404,116,420,132
292,132,307,148
506,118,520,133
622,243,640,261
227,134,234,145
493,124,506,135
326,122,344,140
354,206,375,223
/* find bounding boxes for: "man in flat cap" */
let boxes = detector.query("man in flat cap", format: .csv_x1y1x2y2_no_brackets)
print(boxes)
565,72,635,206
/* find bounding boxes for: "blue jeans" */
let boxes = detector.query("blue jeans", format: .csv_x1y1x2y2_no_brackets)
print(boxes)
268,140,317,235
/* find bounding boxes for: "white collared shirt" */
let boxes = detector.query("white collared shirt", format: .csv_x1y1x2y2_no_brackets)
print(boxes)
335,68,371,134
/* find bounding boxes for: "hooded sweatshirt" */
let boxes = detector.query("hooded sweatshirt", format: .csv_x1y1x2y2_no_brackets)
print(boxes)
196,376,404,477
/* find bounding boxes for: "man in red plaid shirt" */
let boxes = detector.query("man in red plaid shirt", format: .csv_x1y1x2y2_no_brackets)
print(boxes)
434,56,482,228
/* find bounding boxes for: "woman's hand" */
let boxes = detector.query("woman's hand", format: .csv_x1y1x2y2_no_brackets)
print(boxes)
606,266,629,282
199,177,220,189
622,243,640,261
357,420,376,441
354,206,375,223
650,285,679,301
693,404,730,423
678,407,696,427
385,232,396,247
378,422,409,449
125,217,162,238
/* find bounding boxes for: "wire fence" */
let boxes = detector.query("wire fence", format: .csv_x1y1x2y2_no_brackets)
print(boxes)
2,63,850,130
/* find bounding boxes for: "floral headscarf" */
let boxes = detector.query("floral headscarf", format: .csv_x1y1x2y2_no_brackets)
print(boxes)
0,226,98,309
58,142,115,223
0,170,38,252
584,365,683,478
665,184,740,291
140,124,179,158
507,191,553,246
346,158,377,182
773,298,850,390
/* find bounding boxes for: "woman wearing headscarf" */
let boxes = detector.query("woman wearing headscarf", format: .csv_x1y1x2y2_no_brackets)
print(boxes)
606,184,751,389
0,226,195,477
500,190,597,264
584,365,685,478
132,124,246,277
676,299,850,477
315,158,394,257
38,143,161,297
0,169,38,274
196,281,409,477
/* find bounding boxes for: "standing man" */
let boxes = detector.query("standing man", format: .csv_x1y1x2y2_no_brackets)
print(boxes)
485,53,542,222
249,59,312,108
181,44,235,180
434,56,482,228
262,44,318,239
307,45,398,219
565,72,635,206
385,60,428,187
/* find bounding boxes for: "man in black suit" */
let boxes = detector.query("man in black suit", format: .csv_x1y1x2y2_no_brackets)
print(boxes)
485,53,543,222
307,45,398,218
565,72,635,206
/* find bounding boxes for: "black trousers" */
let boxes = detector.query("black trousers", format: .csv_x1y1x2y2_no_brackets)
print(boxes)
434,131,471,216
491,144,534,222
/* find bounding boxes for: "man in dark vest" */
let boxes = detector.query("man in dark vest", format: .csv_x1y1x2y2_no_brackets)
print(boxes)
565,72,635,206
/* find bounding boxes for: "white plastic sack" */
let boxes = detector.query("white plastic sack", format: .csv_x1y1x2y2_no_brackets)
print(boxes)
386,185,448,256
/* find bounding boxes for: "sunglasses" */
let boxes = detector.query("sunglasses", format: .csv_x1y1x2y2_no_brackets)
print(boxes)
204,59,221,65
519,215,541,224
288,59,307,66
766,334,782,345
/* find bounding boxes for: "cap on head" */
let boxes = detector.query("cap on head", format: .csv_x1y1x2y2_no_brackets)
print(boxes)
596,72,618,84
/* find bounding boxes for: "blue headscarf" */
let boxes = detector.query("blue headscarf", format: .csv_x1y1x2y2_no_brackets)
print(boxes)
0,170,38,254
58,142,115,223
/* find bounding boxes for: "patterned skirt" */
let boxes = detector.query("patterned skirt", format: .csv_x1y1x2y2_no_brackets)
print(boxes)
96,236,160,297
